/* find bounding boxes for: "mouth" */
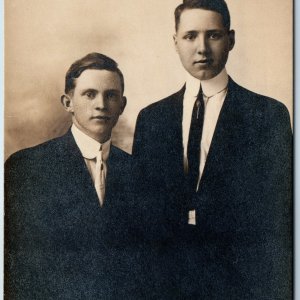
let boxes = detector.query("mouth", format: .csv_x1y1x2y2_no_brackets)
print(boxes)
194,58,212,65
91,116,111,121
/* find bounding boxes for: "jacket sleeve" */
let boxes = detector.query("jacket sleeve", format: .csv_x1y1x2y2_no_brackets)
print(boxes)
261,102,292,299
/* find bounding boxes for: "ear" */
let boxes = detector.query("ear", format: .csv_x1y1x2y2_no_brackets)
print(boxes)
228,30,235,51
173,34,179,52
61,94,74,113
119,96,127,115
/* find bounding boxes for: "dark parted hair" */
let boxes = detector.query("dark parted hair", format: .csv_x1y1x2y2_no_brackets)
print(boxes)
174,0,231,31
65,52,125,95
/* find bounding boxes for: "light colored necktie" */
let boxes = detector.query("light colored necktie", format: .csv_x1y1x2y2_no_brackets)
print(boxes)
95,145,105,206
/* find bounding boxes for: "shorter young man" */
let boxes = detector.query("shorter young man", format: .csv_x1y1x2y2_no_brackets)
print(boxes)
5,53,139,299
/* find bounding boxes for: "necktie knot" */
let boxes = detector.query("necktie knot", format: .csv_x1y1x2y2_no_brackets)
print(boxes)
195,84,204,112
98,145,103,161
197,85,203,98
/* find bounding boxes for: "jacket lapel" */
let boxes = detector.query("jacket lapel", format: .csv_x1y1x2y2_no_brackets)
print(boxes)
59,130,100,210
104,145,129,209
168,86,186,178
104,146,118,207
198,78,244,189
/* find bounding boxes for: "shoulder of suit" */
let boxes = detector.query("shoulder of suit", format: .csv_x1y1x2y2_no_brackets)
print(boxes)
229,78,290,116
109,145,132,176
5,131,70,167
110,145,131,160
139,87,184,113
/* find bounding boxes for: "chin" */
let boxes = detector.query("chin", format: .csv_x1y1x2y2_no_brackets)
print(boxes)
96,129,112,141
193,72,211,81
193,69,219,81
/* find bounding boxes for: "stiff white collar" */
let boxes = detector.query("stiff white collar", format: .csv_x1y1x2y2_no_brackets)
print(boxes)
71,124,111,161
185,68,229,98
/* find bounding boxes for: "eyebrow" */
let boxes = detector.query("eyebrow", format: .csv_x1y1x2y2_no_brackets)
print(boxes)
79,88,122,95
182,28,225,34
183,30,198,34
80,88,98,95
105,89,121,94
206,29,226,33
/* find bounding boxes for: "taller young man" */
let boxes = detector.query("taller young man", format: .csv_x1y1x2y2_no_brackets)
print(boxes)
133,1,292,298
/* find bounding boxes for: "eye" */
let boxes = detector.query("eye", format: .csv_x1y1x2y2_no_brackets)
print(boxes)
84,90,97,99
183,32,197,41
106,91,120,101
207,32,223,40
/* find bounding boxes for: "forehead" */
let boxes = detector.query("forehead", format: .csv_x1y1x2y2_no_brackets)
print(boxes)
74,69,122,91
178,8,225,32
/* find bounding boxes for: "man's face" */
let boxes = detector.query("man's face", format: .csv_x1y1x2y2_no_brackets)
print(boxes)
62,69,126,143
174,8,235,81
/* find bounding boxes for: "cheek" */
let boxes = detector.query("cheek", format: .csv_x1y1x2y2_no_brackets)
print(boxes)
179,49,193,62
178,43,193,53
73,105,90,119
109,101,123,112
111,106,123,116
212,43,229,57
220,48,230,62
74,101,91,112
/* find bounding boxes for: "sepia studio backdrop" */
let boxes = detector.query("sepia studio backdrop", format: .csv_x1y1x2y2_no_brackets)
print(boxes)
5,0,293,159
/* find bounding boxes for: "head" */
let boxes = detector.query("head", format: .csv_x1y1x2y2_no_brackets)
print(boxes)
173,0,235,80
61,53,126,143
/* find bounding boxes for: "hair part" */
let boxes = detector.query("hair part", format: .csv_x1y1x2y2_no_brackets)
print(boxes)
174,0,231,32
65,52,125,95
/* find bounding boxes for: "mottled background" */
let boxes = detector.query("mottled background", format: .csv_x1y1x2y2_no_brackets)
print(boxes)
5,0,293,159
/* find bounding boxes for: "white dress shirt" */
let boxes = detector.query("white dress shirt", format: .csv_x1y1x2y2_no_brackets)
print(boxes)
71,124,111,202
182,68,228,191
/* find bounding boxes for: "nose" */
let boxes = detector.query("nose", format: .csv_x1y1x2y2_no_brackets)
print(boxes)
94,95,106,110
196,34,208,55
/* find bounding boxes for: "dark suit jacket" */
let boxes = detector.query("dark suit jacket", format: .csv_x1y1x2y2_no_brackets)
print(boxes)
5,130,142,299
133,78,292,299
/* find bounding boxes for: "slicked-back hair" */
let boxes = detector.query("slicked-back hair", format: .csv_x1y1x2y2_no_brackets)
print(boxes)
65,52,125,95
174,0,231,32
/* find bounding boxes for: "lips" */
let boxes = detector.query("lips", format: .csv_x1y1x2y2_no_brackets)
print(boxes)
91,116,111,121
194,58,212,65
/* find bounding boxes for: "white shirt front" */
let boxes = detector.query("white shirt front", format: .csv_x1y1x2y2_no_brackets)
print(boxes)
182,68,228,191
71,124,111,200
